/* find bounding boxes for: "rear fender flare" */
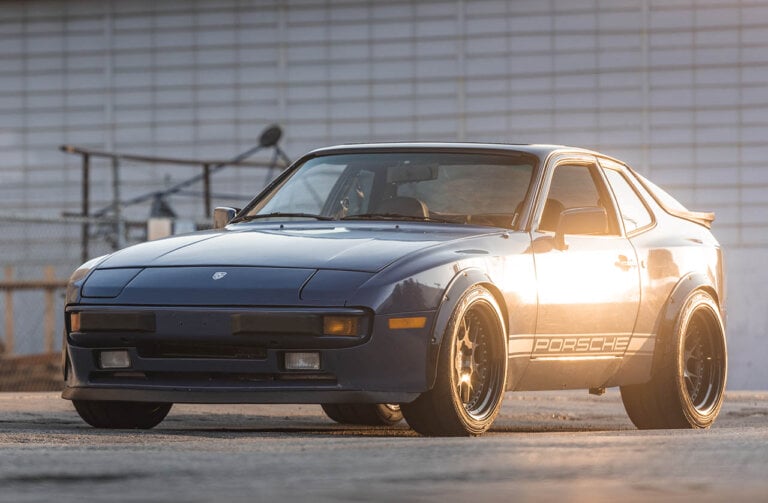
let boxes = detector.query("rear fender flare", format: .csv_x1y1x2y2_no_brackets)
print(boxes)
652,272,721,369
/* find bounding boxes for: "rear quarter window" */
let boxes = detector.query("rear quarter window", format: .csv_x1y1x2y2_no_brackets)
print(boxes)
603,167,654,234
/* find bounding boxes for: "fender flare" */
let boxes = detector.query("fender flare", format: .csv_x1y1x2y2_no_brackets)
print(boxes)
650,272,721,371
424,268,507,388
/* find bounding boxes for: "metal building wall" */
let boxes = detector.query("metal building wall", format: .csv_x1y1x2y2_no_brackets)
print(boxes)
0,0,766,387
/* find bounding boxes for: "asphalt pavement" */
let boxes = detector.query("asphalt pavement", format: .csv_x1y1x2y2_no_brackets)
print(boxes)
0,390,767,502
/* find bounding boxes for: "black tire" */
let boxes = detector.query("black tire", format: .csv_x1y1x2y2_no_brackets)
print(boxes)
73,400,172,429
621,290,727,429
320,403,403,426
401,286,507,436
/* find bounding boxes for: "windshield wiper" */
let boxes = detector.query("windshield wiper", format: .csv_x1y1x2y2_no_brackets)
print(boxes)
235,212,454,224
234,212,334,222
341,213,454,223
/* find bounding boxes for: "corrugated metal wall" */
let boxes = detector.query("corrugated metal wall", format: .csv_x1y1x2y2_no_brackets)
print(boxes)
1,0,766,387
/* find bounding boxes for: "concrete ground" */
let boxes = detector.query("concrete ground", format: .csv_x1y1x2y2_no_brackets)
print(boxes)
0,390,767,502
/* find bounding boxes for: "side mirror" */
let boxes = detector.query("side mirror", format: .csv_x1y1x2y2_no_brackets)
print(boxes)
554,206,608,250
213,207,239,229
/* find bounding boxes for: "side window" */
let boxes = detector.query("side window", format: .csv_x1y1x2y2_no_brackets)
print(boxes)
539,164,617,234
603,168,654,234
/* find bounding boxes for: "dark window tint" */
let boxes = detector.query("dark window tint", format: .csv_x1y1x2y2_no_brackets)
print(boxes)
540,164,611,233
547,164,602,209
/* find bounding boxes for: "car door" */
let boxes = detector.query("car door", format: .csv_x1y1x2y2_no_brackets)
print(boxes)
530,157,641,361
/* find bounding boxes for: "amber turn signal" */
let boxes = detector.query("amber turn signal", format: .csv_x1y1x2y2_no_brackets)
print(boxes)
388,316,427,330
69,312,81,332
323,316,359,336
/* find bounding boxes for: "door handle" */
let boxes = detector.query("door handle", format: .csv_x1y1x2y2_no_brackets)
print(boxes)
615,255,637,271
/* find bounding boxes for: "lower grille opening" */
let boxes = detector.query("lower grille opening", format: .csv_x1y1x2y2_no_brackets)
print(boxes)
137,342,267,360
90,371,336,385
111,371,147,379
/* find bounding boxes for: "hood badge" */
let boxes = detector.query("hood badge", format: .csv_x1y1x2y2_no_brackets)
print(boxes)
212,272,227,280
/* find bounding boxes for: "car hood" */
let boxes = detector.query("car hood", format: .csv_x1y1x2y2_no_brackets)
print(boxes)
97,223,492,273
79,223,500,307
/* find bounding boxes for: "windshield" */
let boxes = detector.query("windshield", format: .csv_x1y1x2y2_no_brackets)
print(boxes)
242,152,537,229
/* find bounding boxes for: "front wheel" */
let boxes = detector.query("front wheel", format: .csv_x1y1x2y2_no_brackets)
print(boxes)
401,286,507,436
621,290,727,429
73,400,172,429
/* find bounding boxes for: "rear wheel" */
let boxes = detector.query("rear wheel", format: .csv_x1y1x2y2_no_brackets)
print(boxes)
73,400,172,429
621,290,727,429
321,403,403,426
401,286,507,436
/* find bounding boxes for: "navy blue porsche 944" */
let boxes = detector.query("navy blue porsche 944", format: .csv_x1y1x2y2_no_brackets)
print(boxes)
62,143,726,436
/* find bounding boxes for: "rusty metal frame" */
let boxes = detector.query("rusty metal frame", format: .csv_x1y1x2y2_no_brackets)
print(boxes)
59,144,284,263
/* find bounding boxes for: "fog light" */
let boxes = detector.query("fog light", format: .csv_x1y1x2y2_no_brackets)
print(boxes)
70,312,81,332
323,316,359,336
99,350,131,369
284,352,321,371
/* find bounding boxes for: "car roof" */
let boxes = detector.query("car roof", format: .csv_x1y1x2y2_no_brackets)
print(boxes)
305,142,601,159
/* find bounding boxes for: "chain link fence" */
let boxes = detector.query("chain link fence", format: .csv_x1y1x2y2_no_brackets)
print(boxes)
0,214,219,390
0,216,111,390
0,134,285,390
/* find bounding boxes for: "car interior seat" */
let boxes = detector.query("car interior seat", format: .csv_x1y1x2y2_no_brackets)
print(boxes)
374,196,429,218
539,198,565,231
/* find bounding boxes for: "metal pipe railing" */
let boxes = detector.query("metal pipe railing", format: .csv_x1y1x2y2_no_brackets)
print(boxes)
58,124,289,262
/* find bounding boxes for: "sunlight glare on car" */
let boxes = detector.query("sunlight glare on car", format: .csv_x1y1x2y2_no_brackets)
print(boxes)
537,250,635,306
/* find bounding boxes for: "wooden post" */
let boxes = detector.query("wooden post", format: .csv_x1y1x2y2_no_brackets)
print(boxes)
4,266,14,355
203,163,212,218
44,266,56,353
81,153,90,264
112,156,125,249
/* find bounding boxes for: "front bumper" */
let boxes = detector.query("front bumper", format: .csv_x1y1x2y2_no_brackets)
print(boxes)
61,386,419,404
62,306,435,404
